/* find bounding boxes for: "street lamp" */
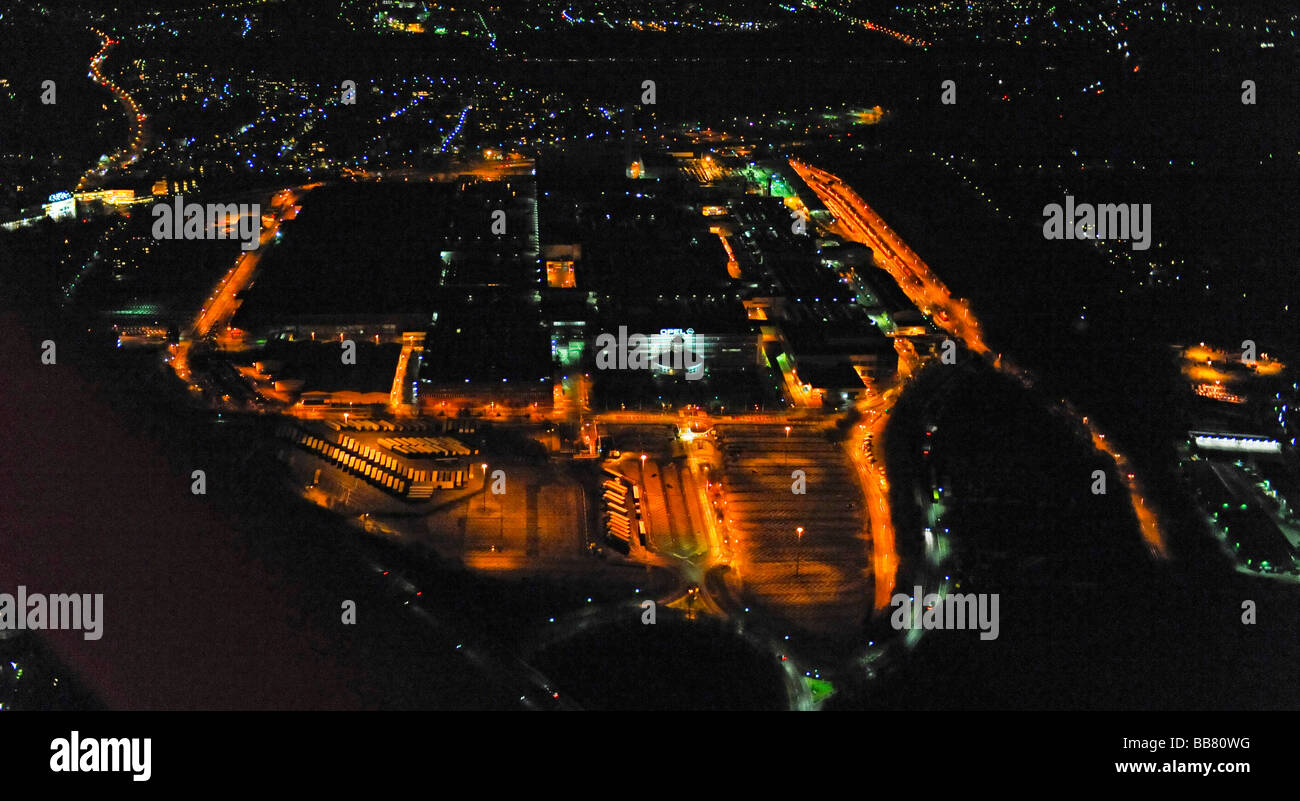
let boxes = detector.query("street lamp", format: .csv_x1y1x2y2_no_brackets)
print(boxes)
784,425,791,472
796,526,804,577
481,462,489,511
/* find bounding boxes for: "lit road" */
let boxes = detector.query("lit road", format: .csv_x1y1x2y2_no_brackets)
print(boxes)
791,159,989,354
849,387,905,610
76,28,148,191
340,159,534,184
190,187,304,341
169,187,308,389
791,159,1166,558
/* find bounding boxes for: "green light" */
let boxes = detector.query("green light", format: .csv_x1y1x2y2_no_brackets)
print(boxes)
110,303,161,316
805,677,835,701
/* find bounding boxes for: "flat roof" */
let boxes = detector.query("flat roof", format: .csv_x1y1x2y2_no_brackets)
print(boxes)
234,182,538,329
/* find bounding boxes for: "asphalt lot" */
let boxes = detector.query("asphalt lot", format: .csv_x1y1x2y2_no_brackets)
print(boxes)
717,424,871,635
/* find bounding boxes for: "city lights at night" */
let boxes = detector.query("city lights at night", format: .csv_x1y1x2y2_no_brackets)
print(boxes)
0,0,1295,786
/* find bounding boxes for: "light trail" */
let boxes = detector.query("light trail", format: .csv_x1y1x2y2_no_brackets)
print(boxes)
77,28,148,191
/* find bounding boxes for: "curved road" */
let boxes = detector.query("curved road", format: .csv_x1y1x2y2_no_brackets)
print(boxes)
791,158,1167,559
76,28,148,192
